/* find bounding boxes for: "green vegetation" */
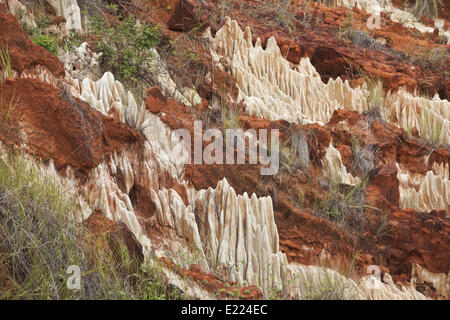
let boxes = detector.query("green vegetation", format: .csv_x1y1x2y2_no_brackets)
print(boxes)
62,30,82,54
0,151,181,299
364,78,384,112
0,86,20,141
89,5,161,87
16,1,59,56
0,88,19,126
30,33,59,56
218,99,241,131
363,77,386,126
272,0,297,33
365,212,391,238
418,107,444,145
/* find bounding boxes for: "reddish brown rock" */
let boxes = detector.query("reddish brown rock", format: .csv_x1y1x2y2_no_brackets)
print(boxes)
168,0,210,31
366,163,400,210
0,78,142,173
0,4,64,77
311,46,351,82
84,209,144,265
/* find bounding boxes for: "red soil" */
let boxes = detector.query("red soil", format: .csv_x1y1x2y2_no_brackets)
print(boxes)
84,210,144,265
0,78,142,173
0,4,64,77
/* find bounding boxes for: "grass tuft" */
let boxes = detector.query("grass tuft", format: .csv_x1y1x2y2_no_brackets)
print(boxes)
409,0,443,20
0,43,12,82
0,151,181,299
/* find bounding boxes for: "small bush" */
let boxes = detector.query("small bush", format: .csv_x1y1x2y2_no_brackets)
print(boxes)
337,13,377,49
427,47,448,69
89,6,161,86
62,30,82,53
30,34,59,56
315,176,368,232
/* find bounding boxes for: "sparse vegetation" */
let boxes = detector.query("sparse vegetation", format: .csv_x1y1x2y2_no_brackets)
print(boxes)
278,126,310,175
30,33,59,56
315,174,368,231
350,137,377,177
337,13,378,49
418,107,444,145
0,86,21,140
0,43,12,81
89,4,161,87
408,0,443,20
62,30,82,54
364,78,384,113
16,2,59,56
0,151,181,299
243,0,297,32
365,211,391,238
302,269,360,300
217,98,241,131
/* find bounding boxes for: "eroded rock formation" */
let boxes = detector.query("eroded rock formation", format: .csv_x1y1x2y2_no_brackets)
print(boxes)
0,0,448,300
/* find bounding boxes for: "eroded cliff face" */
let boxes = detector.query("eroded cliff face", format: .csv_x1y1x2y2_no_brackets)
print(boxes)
0,0,448,299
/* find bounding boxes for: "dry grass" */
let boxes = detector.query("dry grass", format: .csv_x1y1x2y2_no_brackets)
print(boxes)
0,151,182,299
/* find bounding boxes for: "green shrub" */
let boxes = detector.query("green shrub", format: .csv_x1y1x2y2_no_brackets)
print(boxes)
89,8,161,86
30,34,59,56
62,30,82,53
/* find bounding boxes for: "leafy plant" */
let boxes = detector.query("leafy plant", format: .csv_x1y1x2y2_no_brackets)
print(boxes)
35,14,51,30
89,7,161,87
62,30,82,53
30,34,59,56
